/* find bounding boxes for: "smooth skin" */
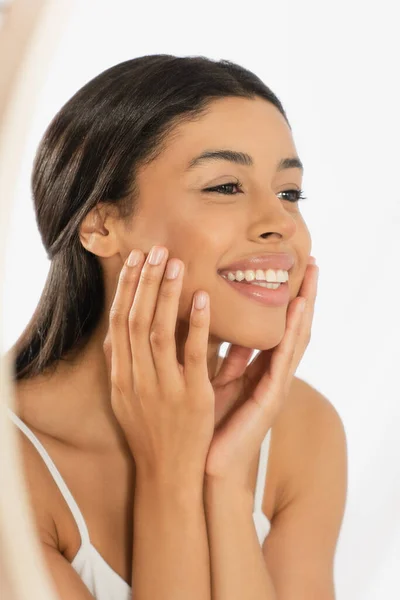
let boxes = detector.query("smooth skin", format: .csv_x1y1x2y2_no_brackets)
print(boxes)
103,244,316,491
101,245,316,600
103,245,217,482
12,96,347,599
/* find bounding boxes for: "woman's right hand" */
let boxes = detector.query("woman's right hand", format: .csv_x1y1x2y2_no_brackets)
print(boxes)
102,245,216,483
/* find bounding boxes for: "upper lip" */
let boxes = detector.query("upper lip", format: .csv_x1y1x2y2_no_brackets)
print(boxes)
217,252,295,273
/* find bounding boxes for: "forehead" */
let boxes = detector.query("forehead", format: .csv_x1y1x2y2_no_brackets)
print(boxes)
159,96,297,171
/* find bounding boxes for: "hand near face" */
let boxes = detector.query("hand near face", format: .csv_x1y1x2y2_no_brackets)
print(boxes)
205,257,318,488
103,243,318,494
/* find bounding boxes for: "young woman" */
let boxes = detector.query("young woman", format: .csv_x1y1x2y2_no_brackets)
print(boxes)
5,55,347,600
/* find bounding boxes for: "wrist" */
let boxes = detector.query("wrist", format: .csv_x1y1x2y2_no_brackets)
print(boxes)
136,468,205,505
203,474,254,512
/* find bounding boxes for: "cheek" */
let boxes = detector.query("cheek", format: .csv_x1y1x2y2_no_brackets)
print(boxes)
297,215,312,247
165,218,234,275
175,258,223,321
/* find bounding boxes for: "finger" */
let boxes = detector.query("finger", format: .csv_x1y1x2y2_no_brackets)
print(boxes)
298,263,319,324
103,332,112,392
108,250,146,391
251,298,306,410
274,298,307,396
213,344,254,386
128,246,169,391
183,290,211,396
239,263,318,386
149,257,185,387
291,263,319,367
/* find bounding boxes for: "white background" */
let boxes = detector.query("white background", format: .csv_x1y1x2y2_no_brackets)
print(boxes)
2,1,399,598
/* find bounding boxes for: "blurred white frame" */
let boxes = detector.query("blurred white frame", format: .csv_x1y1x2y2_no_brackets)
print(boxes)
0,2,74,599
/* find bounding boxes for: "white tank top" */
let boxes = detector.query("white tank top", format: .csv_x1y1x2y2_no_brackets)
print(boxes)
6,407,272,600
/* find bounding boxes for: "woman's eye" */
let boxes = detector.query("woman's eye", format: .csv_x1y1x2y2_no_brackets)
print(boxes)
278,189,307,203
203,183,307,203
204,182,243,195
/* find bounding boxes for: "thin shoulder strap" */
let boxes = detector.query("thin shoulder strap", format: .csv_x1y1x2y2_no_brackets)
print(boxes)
253,428,272,514
6,407,91,547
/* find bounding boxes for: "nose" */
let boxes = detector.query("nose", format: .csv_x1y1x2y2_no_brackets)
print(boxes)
249,192,298,241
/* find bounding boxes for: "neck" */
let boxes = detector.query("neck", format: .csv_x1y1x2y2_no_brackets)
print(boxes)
25,316,223,453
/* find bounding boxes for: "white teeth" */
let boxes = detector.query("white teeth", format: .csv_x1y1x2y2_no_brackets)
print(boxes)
228,271,242,281
224,269,288,283
244,270,256,282
250,281,281,289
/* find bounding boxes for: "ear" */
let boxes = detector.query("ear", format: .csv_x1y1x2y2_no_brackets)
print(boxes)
79,203,120,258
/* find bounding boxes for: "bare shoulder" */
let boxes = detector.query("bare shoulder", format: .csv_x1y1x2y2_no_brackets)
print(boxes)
260,376,348,596
12,428,63,549
271,375,347,515
10,414,98,597
10,417,67,553
10,428,95,599
285,375,345,428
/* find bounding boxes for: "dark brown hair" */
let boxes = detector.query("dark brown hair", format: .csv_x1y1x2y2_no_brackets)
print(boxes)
11,54,290,381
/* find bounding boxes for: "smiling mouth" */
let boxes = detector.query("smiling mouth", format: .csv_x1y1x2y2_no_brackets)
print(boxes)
217,272,290,307
219,273,284,289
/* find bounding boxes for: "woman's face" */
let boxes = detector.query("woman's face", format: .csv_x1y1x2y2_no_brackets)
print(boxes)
117,96,311,353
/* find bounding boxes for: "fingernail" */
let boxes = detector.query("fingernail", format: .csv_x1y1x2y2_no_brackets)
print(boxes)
127,249,141,267
309,256,316,265
148,246,166,265
165,259,181,279
194,291,207,310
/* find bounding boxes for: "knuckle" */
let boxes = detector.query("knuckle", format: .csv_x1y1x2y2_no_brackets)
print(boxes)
190,313,205,329
139,269,159,286
149,327,173,349
109,309,125,328
158,284,176,299
129,313,146,335
185,347,204,365
119,267,135,284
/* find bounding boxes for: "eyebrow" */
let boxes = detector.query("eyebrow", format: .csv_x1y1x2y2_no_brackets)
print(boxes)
185,149,304,174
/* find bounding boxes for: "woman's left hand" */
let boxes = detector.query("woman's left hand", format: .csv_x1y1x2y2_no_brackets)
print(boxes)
205,257,319,491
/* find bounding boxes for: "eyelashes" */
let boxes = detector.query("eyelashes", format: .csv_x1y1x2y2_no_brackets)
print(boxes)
203,181,307,203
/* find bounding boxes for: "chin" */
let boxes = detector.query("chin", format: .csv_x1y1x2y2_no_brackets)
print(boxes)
222,326,286,352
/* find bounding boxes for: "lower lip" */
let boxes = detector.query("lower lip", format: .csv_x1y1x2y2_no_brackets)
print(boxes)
218,275,290,307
